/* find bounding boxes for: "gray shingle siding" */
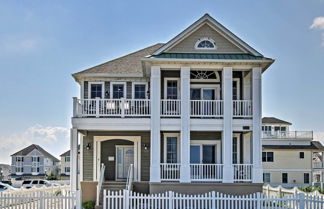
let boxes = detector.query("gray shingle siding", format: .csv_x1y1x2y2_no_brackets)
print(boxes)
84,81,88,99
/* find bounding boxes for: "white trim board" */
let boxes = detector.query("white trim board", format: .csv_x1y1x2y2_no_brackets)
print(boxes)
93,136,141,182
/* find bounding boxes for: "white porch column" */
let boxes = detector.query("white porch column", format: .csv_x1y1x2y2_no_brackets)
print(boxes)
180,66,191,182
150,66,161,182
70,128,78,191
222,67,233,183
252,67,263,183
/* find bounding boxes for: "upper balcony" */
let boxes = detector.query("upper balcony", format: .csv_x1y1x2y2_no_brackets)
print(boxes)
73,97,252,119
262,131,313,139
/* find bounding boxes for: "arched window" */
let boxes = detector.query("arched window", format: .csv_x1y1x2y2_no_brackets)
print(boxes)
195,38,216,49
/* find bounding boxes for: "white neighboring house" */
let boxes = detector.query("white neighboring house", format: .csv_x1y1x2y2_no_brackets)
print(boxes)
70,13,275,196
10,144,60,179
261,117,324,187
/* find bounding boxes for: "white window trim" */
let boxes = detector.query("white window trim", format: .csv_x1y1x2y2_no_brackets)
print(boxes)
190,70,220,82
263,173,271,183
164,78,180,99
163,133,180,163
88,82,104,99
132,82,148,99
194,37,217,50
190,140,221,164
190,84,221,100
233,133,241,164
110,82,127,99
233,78,240,100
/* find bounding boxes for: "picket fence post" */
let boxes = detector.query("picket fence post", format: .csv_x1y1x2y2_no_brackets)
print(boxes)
76,190,82,209
211,191,216,209
168,191,174,209
299,193,305,209
40,191,45,209
124,189,129,209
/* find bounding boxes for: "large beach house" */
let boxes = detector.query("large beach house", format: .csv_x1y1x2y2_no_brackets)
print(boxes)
70,14,274,197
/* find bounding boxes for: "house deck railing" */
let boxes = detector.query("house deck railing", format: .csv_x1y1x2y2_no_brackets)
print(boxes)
74,98,252,119
233,164,252,182
160,163,181,181
262,131,313,139
190,164,223,181
313,162,324,169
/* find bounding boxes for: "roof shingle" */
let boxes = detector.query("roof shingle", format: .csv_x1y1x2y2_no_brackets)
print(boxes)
11,144,59,162
262,117,292,125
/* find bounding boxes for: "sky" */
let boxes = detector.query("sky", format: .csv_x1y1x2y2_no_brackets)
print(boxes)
0,0,324,164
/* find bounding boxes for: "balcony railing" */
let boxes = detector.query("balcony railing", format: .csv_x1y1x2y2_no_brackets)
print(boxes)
313,162,324,169
190,100,223,117
74,98,253,119
74,98,150,117
233,164,252,182
160,163,180,181
161,100,181,117
190,164,223,181
262,131,313,139
233,100,252,117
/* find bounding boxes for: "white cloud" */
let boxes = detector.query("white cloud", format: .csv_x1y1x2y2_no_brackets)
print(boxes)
0,36,40,53
310,17,324,30
0,125,70,164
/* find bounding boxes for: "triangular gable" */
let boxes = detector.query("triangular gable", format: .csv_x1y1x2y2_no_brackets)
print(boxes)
26,149,43,157
153,14,262,56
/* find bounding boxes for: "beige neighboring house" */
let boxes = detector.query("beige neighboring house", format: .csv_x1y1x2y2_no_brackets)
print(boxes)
262,117,324,188
60,147,80,179
0,164,11,181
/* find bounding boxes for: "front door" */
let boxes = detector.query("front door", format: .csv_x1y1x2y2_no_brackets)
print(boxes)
116,146,134,180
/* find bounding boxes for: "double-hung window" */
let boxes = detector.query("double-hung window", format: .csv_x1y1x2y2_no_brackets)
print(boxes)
263,173,271,183
65,167,71,173
111,82,126,99
262,152,274,162
89,82,104,99
65,156,70,162
190,144,217,164
164,134,179,163
133,83,147,99
282,173,288,183
304,173,310,184
165,79,179,99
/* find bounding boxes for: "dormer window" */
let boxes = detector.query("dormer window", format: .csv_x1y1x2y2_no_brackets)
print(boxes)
195,38,216,50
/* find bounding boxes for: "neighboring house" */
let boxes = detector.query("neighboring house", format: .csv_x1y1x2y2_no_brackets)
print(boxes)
0,164,11,181
60,146,80,178
70,13,275,196
261,117,324,187
10,144,60,179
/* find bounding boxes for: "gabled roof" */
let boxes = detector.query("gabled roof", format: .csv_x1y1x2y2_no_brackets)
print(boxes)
60,145,80,157
262,117,292,125
11,144,59,162
72,43,164,80
152,13,263,57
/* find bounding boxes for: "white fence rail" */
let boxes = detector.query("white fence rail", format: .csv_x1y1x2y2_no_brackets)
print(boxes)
233,100,252,117
103,190,324,209
0,186,79,209
160,163,180,181
263,184,324,198
190,100,223,117
74,98,150,117
262,131,313,139
161,100,181,117
190,164,223,181
233,164,252,182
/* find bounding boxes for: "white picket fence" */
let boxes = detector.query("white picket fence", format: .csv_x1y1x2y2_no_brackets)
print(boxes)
103,189,324,209
0,186,80,209
263,184,324,198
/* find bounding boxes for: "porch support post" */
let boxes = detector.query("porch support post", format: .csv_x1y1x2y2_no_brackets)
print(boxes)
252,67,263,183
222,67,233,183
70,128,78,191
180,66,191,182
150,66,161,182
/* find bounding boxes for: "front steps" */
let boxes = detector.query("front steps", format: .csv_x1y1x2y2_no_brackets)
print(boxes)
97,181,126,207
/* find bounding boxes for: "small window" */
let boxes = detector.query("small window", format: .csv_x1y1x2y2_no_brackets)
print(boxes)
195,38,216,49
166,80,178,99
304,173,310,184
65,156,70,162
112,83,125,99
282,173,288,183
280,127,287,132
299,152,305,159
262,152,274,162
274,126,280,131
166,137,178,163
90,83,103,99
65,167,70,173
134,84,146,99
263,173,271,183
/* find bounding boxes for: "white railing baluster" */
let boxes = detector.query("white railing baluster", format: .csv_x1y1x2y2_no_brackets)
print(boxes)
233,100,252,118
160,163,181,181
160,100,181,117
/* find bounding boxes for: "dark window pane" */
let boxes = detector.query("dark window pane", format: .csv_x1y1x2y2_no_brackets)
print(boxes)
282,173,288,183
134,84,146,99
112,84,124,99
262,152,267,162
300,152,304,159
304,173,310,183
166,137,177,163
90,84,103,99
203,145,215,164
267,152,274,162
190,146,200,163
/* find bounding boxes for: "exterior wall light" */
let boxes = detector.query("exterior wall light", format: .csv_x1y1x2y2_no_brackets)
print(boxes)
86,143,91,150
143,144,149,150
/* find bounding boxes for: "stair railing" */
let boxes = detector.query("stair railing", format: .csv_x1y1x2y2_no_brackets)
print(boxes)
126,164,134,191
96,163,106,206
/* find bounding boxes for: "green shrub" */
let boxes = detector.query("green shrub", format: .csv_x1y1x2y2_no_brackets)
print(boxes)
82,201,95,209
298,185,316,193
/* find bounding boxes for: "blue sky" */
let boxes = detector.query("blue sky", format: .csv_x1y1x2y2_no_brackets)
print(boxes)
0,0,324,164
